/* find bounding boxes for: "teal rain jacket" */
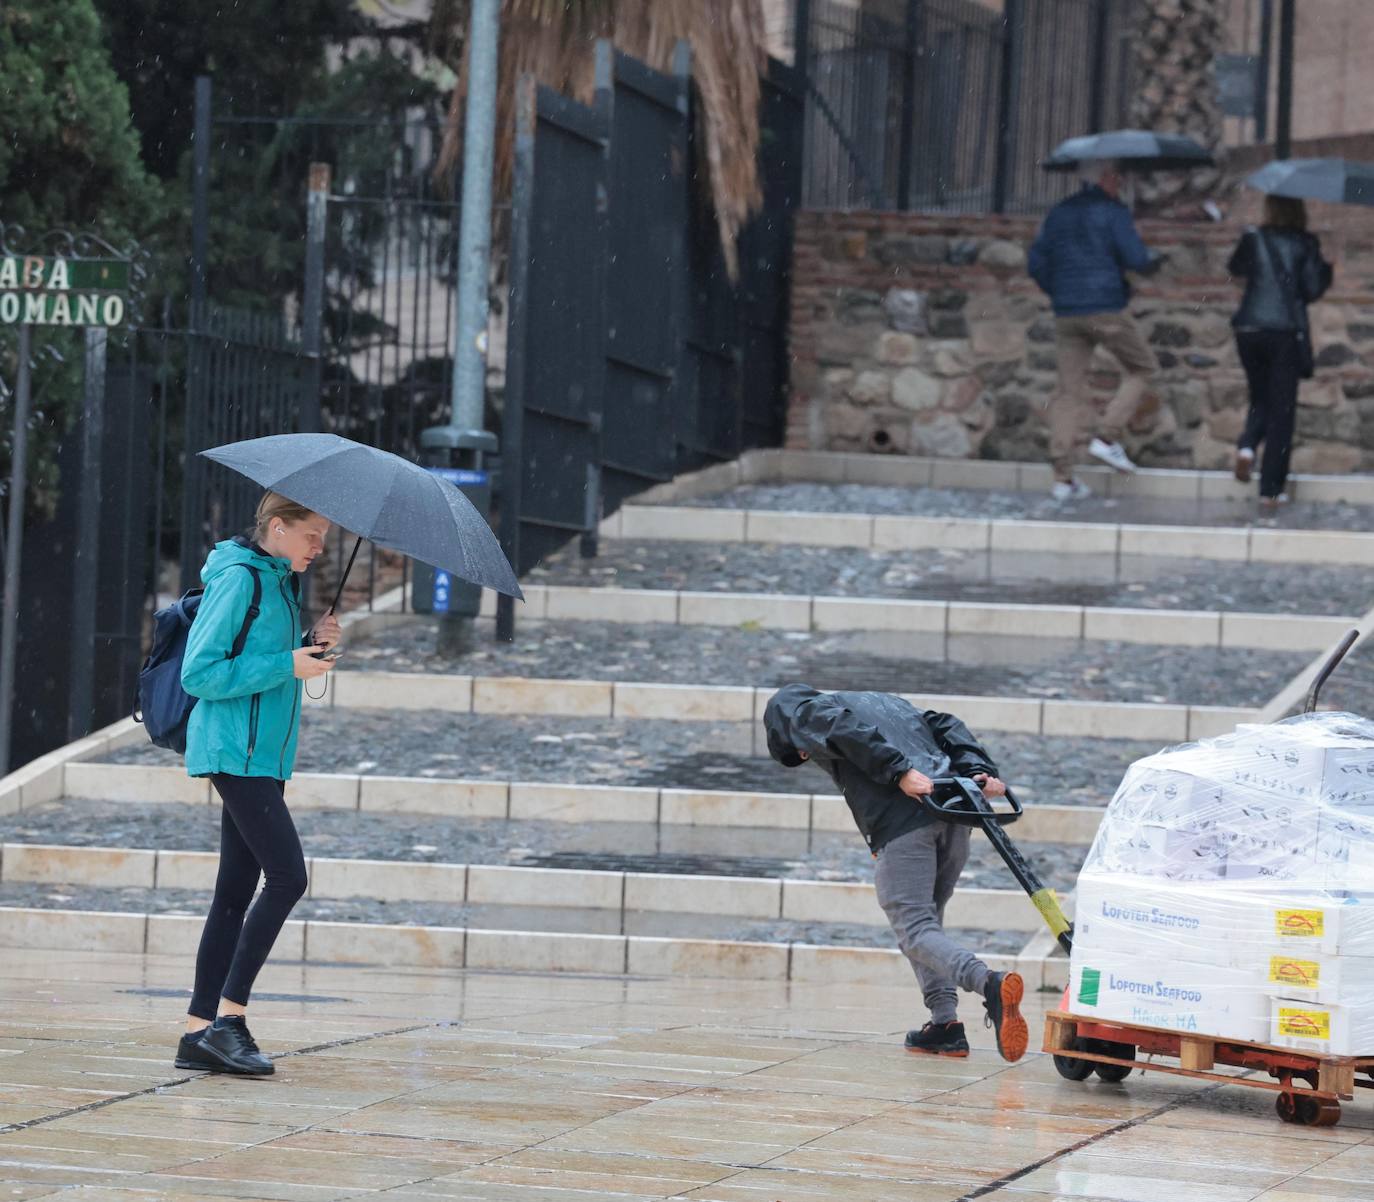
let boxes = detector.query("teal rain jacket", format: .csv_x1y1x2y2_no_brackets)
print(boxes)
182,538,303,780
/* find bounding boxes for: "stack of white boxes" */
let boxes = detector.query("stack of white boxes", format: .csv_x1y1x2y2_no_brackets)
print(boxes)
1070,713,1374,1056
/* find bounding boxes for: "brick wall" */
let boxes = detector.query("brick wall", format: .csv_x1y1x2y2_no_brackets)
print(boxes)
787,208,1374,473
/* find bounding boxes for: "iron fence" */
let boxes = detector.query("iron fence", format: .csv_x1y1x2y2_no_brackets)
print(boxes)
797,0,1141,213
185,83,468,611
6,41,803,768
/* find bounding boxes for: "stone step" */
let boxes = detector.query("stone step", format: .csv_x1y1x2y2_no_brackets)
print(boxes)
480,586,1351,651
0,841,1065,932
600,504,1374,566
300,669,1253,743
649,447,1374,506
56,762,1109,843
0,904,1066,989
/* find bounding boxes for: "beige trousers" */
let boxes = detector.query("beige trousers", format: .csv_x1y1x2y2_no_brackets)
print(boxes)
1050,311,1158,477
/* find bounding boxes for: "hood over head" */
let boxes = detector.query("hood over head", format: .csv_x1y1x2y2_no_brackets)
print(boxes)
764,684,822,768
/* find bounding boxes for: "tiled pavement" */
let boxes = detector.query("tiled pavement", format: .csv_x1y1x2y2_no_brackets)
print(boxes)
2,949,1371,1201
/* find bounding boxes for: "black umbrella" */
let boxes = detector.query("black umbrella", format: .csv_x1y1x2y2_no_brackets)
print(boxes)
1245,158,1374,206
1043,129,1214,173
200,433,523,614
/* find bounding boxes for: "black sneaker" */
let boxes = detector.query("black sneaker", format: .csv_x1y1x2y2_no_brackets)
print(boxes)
186,1016,274,1076
983,971,1028,1063
903,1021,969,1058
174,1030,222,1072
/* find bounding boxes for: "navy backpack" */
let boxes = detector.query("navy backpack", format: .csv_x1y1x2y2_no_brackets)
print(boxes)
134,565,261,753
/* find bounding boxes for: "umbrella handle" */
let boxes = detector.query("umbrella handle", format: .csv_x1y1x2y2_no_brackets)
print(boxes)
307,536,362,649
328,536,363,615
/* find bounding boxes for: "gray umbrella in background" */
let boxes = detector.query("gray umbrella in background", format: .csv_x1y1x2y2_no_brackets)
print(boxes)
1042,129,1214,173
1245,158,1374,206
201,433,523,611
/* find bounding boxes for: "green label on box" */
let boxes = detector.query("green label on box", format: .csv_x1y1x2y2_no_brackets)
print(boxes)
1078,966,1101,1007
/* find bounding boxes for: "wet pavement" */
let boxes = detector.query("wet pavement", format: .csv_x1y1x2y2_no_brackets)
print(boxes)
2,947,1370,1200
666,480,1374,531
531,537,1374,615
330,619,1305,707
101,714,1162,807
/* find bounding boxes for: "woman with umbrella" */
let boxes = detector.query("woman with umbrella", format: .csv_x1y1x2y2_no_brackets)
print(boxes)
1228,193,1333,508
170,433,521,1074
173,492,341,1076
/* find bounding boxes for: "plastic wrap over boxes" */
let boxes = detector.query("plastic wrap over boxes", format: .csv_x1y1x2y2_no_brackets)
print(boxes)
1072,713,1374,1056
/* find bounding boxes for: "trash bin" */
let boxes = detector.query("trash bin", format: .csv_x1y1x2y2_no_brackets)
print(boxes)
412,466,492,618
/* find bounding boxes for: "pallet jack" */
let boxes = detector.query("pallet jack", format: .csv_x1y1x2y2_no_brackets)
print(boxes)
921,630,1374,1124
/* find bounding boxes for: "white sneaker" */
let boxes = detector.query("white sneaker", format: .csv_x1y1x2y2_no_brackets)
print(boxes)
1088,438,1137,474
1051,479,1092,502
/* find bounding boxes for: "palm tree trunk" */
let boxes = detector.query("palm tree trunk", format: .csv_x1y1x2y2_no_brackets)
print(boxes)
1129,0,1226,214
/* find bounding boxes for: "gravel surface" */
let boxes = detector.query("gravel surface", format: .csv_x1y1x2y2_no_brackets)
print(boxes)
666,482,1374,531
531,538,1372,616
333,619,1301,707
103,715,1150,807
1,798,1087,892
0,881,1025,953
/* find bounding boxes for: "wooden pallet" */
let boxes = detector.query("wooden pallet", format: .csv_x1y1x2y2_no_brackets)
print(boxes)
1045,1010,1374,1125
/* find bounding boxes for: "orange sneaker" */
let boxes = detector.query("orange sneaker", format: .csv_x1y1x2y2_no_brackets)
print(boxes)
983,971,1028,1062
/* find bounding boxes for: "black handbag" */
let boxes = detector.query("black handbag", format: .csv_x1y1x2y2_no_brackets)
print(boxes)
1256,228,1316,379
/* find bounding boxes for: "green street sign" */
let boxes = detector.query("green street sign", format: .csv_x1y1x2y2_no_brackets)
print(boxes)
0,254,131,327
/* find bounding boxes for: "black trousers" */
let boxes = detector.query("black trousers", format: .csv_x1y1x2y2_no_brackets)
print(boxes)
188,776,308,1020
1235,329,1302,499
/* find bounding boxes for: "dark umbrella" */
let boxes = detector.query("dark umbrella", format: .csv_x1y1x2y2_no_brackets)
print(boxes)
1042,129,1214,173
1245,158,1374,206
200,433,523,615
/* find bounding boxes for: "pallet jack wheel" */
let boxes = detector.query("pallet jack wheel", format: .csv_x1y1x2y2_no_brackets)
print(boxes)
1276,1091,1341,1127
1091,1041,1134,1083
1053,1037,1095,1082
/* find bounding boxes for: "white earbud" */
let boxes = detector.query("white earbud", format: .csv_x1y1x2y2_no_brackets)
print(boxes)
275,527,285,536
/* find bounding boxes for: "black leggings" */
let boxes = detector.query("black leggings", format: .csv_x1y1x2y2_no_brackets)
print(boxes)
1236,328,1302,498
188,776,308,1021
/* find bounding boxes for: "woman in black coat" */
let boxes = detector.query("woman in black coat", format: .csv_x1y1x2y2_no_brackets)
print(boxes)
1228,195,1333,509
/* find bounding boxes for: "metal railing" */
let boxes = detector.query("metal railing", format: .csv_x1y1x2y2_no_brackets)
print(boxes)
796,0,1141,213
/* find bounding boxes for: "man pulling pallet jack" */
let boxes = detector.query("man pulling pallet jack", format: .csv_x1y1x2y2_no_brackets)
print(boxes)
765,684,1055,1063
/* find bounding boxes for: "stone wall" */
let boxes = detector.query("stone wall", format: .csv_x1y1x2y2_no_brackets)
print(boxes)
787,210,1374,474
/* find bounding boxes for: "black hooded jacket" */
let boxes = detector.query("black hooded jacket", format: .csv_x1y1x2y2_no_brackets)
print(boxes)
764,685,998,854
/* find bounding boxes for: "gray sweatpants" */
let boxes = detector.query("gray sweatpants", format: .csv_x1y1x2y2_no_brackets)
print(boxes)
873,822,990,1024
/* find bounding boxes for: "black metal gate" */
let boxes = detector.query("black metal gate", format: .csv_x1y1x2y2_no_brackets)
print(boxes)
599,46,689,512
502,78,609,582
502,41,804,607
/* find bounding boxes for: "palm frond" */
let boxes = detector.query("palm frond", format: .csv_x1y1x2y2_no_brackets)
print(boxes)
433,0,766,275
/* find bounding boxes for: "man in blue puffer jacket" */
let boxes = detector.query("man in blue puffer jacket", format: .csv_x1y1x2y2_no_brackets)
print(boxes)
1028,161,1163,499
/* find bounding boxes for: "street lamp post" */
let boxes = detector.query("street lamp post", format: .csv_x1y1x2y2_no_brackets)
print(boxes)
419,0,502,655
